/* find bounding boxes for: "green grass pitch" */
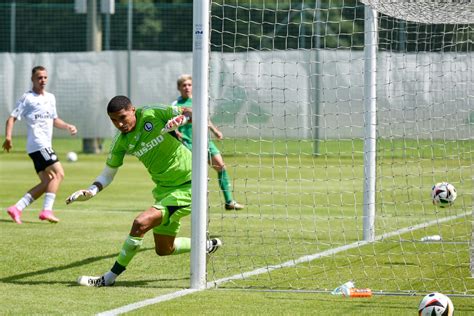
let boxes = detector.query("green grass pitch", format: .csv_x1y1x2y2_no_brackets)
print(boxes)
0,137,472,315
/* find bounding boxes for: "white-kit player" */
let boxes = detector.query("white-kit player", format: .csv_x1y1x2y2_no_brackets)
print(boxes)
3,65,77,224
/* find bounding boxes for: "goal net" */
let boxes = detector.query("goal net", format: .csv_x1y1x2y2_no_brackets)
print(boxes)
206,0,473,295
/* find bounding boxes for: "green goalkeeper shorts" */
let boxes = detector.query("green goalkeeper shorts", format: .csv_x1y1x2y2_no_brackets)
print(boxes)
152,181,192,236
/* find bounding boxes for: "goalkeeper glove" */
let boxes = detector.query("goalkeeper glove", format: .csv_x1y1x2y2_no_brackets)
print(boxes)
161,115,189,135
66,185,99,204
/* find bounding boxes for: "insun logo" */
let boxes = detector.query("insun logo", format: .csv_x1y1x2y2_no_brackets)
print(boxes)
133,135,164,158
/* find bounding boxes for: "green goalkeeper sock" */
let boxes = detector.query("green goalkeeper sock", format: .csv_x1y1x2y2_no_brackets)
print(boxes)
116,235,143,267
172,237,191,255
218,169,233,204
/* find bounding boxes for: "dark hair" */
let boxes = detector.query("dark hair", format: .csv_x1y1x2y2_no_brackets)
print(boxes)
32,65,46,76
107,95,132,113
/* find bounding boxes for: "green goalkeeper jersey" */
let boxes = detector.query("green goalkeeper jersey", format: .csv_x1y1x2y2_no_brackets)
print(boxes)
173,96,193,144
106,105,192,187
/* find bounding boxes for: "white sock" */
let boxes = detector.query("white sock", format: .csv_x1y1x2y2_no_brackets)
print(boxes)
15,193,34,211
43,193,56,211
103,271,118,285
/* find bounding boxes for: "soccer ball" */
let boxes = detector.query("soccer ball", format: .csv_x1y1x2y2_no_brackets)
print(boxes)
66,151,78,162
418,292,454,316
431,182,457,207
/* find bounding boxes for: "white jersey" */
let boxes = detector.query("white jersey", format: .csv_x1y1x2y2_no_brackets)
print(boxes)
10,90,58,153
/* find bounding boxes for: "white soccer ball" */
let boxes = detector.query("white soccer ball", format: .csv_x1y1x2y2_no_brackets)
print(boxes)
431,182,457,208
418,292,454,316
66,151,78,162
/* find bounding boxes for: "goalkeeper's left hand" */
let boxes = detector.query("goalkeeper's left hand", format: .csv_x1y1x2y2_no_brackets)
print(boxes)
66,189,96,204
161,115,189,135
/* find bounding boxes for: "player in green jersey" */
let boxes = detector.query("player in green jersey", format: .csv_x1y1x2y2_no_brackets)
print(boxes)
66,95,221,287
172,74,244,211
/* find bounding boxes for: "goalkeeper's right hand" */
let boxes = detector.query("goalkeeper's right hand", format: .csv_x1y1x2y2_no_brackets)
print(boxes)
66,189,95,204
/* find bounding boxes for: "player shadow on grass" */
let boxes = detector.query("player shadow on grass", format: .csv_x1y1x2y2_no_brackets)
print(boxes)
0,278,191,288
1,232,222,287
0,247,153,285
90,277,191,288
0,218,52,225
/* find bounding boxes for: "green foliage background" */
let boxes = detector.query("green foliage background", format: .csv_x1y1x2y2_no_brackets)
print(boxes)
0,0,471,53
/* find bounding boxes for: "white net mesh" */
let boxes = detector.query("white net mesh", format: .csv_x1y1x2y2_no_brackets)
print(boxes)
360,0,474,24
206,0,473,295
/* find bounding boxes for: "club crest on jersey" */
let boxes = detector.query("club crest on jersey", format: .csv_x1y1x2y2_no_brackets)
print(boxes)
144,122,153,132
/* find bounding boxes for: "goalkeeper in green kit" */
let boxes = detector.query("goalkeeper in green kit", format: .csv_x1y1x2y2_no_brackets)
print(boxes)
66,95,221,287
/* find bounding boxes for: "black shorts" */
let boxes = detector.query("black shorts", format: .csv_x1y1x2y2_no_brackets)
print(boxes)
28,148,59,173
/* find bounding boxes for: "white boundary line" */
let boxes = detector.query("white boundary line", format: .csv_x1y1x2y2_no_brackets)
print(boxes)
97,289,199,316
97,211,470,316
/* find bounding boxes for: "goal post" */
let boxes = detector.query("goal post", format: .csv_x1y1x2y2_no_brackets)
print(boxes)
190,0,210,290
363,5,378,242
202,0,473,295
